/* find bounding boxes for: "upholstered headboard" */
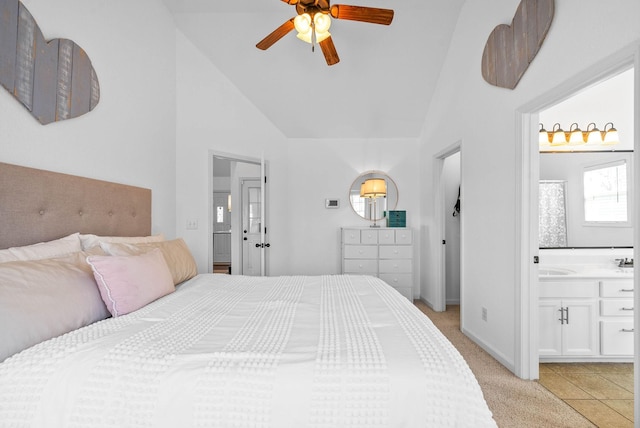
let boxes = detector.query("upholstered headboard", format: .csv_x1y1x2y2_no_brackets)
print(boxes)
0,162,151,249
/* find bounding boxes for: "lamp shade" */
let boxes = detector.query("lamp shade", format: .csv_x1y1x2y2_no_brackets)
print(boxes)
360,178,387,198
585,122,603,144
603,122,619,145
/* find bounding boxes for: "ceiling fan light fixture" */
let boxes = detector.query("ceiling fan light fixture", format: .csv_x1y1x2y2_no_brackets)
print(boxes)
294,12,331,44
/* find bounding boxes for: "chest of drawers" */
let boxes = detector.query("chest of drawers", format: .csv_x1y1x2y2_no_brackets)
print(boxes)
341,228,414,301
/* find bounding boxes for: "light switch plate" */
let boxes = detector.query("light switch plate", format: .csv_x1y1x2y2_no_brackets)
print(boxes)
186,219,198,230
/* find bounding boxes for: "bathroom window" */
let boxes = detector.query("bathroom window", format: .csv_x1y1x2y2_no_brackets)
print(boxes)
583,160,628,223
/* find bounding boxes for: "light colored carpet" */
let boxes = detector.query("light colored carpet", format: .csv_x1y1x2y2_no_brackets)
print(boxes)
415,302,596,428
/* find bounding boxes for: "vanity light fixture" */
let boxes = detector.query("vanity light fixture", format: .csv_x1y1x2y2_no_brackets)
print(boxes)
360,178,387,228
539,122,620,147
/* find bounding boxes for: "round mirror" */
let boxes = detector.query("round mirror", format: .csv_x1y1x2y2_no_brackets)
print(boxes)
349,171,398,222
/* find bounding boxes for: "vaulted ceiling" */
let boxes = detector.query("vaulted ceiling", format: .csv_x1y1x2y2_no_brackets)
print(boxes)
163,0,465,139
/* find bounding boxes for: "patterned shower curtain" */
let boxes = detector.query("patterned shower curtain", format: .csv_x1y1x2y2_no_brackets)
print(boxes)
539,180,568,247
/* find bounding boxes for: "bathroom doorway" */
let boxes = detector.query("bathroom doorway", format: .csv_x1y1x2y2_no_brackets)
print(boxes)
516,47,638,383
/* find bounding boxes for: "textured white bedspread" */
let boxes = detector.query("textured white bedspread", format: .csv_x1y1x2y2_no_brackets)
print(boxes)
0,274,496,427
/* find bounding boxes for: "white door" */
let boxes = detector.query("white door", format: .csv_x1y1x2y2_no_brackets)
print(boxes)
241,177,267,276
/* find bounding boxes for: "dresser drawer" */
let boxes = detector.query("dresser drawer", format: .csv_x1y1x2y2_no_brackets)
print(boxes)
360,230,378,245
379,259,412,273
344,259,377,274
600,321,634,356
378,229,395,244
379,246,412,259
344,245,377,259
394,285,413,301
600,280,634,298
380,273,413,289
394,230,412,245
600,300,634,317
342,229,361,244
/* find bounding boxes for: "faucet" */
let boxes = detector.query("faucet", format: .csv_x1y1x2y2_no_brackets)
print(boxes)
616,258,634,268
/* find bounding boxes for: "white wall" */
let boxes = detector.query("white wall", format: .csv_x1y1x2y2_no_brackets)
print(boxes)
175,31,289,274
176,33,422,291
419,0,640,369
0,0,177,237
284,139,421,292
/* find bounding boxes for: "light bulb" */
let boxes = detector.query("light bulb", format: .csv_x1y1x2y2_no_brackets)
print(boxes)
314,13,331,33
294,13,311,33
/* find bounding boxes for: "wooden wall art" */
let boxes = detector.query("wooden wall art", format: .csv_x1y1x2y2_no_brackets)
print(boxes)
481,0,554,90
0,0,99,125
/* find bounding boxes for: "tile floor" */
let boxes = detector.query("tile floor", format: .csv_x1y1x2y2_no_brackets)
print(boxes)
539,363,634,427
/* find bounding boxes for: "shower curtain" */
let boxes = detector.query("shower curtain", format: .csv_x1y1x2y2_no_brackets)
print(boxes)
539,180,568,247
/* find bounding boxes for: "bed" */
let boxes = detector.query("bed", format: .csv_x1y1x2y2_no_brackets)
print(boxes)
0,163,496,427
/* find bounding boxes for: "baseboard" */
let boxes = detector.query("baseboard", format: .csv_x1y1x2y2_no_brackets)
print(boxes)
446,299,460,305
462,326,516,374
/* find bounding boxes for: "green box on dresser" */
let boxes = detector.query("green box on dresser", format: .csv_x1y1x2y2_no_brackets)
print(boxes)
387,210,406,227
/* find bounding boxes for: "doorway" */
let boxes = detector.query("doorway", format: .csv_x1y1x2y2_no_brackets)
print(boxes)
516,46,639,383
209,152,267,276
435,143,462,315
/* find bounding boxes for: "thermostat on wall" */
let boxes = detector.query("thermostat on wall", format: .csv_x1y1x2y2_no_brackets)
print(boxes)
325,198,340,209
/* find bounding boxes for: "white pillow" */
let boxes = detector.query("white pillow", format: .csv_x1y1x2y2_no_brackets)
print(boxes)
1,233,82,263
0,249,19,264
79,233,164,250
0,250,110,362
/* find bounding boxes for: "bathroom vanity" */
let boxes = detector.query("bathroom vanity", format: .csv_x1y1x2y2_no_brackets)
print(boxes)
538,250,634,362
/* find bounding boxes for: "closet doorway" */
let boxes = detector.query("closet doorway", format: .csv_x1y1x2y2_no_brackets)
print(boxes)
435,143,462,317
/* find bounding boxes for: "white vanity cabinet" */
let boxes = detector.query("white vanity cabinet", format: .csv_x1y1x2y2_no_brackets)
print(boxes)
341,228,414,301
539,276,634,361
539,280,599,358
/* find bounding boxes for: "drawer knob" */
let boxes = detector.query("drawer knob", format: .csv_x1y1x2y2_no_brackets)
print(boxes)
621,328,634,333
621,307,634,311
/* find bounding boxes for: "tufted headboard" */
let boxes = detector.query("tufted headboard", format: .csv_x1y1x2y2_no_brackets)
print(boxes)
0,162,151,249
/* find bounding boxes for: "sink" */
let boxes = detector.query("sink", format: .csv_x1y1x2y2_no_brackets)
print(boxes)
539,267,575,276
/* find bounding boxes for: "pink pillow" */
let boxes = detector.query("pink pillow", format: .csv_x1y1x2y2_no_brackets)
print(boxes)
86,248,174,317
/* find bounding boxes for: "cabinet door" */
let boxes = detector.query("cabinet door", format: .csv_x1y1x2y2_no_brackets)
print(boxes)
539,300,563,356
562,300,598,356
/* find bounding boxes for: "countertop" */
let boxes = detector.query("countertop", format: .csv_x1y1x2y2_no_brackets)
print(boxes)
539,265,634,279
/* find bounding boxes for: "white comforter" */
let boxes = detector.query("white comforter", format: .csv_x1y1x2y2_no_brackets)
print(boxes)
0,274,496,427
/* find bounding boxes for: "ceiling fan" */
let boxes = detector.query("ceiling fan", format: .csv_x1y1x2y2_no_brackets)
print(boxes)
256,0,394,66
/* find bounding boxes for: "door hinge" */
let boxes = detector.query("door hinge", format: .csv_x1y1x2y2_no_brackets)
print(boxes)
264,176,267,184
442,240,446,245
533,256,539,264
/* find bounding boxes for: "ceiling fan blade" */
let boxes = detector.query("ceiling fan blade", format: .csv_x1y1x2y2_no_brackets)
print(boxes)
330,5,394,25
319,36,340,66
256,18,295,50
